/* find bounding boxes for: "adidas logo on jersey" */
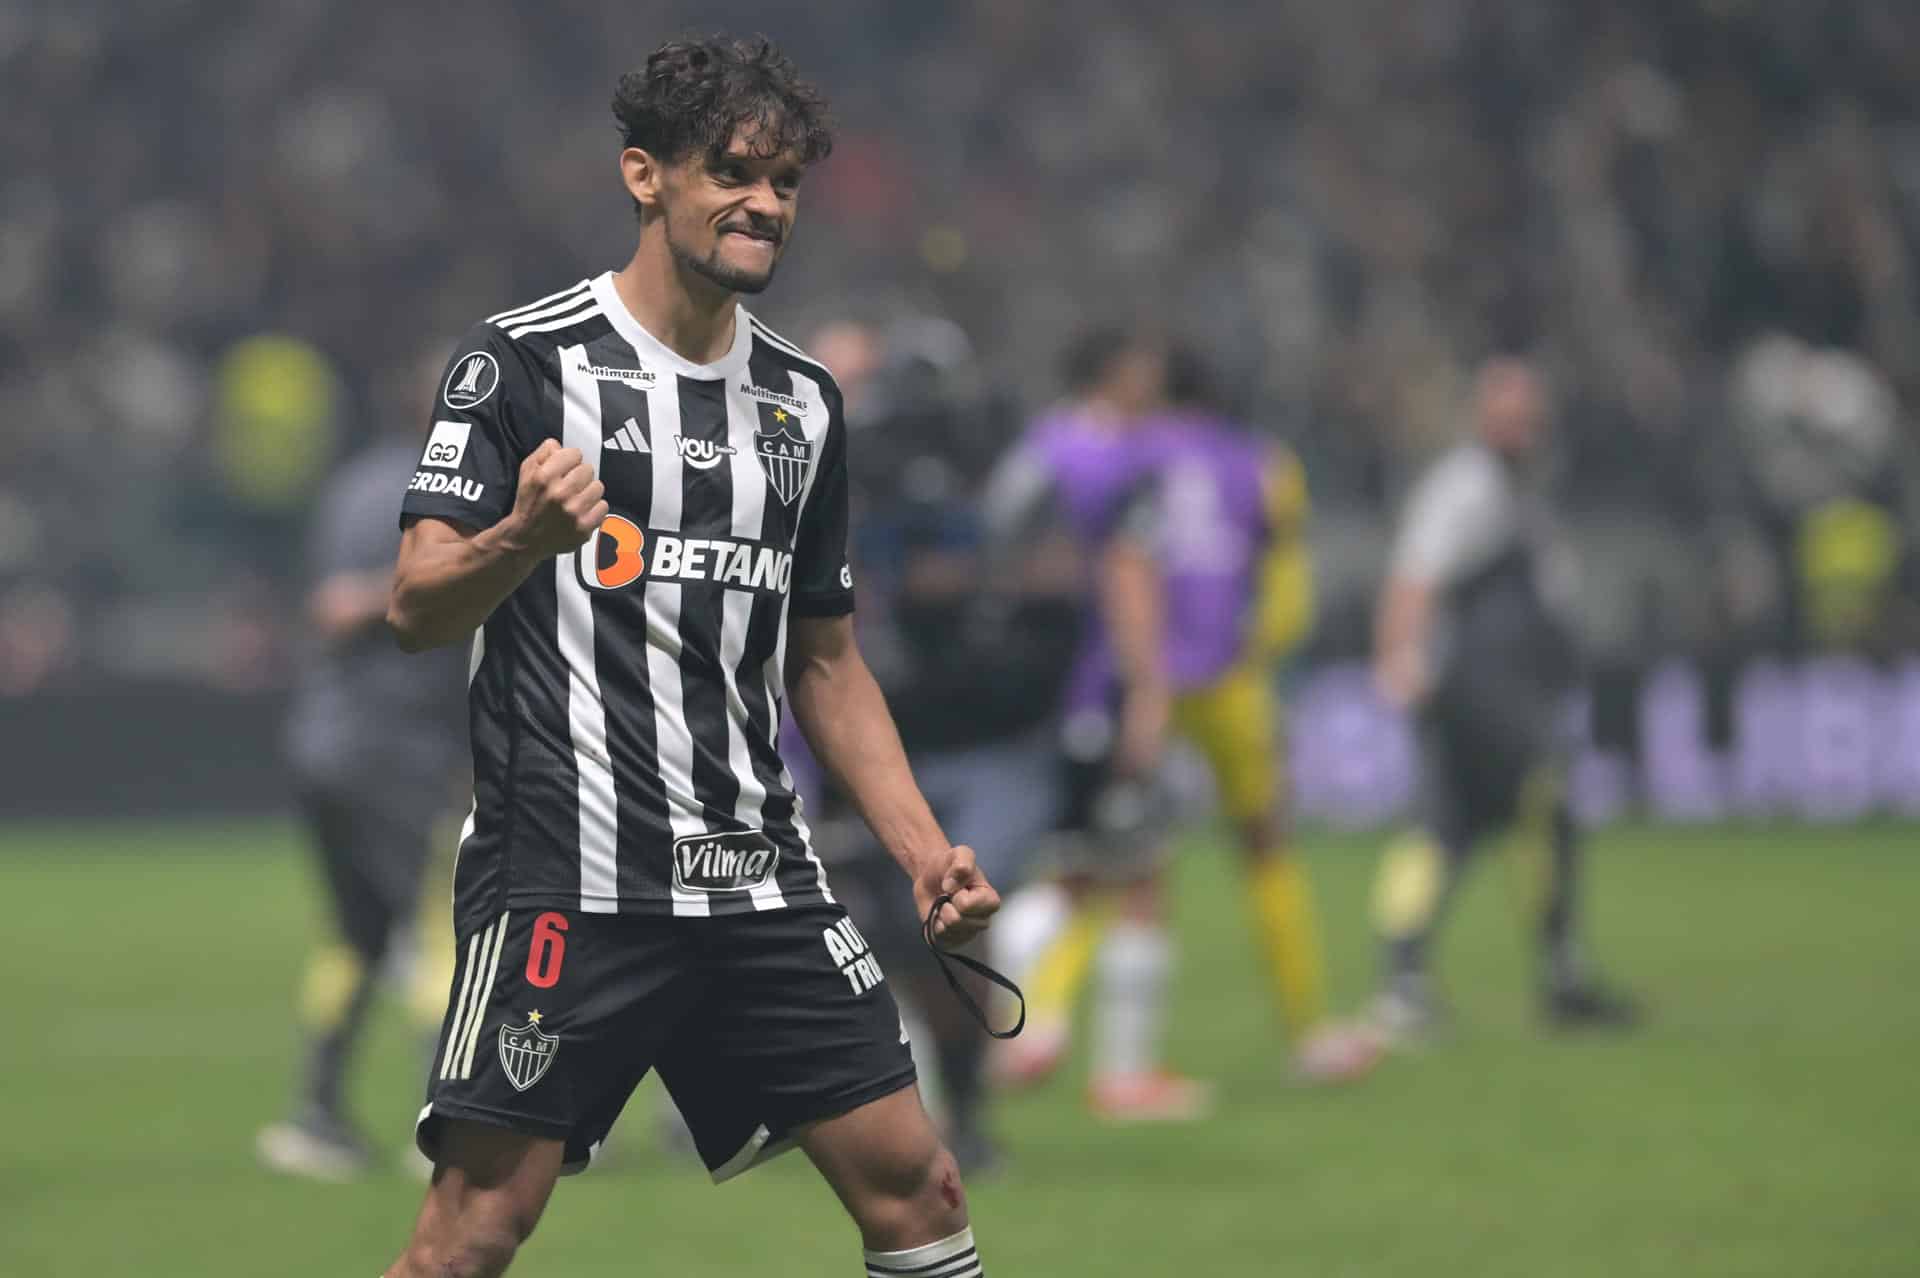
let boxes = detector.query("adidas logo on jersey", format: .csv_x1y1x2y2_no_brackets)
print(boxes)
672,829,779,894
408,470,485,502
603,417,649,453
673,435,737,470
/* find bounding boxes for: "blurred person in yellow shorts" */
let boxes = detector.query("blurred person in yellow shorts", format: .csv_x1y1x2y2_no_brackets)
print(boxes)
992,341,1378,1119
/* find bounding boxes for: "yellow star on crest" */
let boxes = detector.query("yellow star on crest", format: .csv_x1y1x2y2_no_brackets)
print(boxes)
527,1009,543,1025
773,408,789,424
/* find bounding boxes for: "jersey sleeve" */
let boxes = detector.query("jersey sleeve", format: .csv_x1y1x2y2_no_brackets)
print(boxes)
398,323,541,533
1390,448,1509,587
789,383,855,617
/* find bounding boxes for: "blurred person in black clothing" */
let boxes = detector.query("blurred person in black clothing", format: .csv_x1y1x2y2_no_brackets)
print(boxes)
258,354,468,1179
810,318,1081,1172
1369,357,1638,1041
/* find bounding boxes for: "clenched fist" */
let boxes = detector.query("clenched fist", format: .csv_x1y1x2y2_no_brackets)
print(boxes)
503,438,608,558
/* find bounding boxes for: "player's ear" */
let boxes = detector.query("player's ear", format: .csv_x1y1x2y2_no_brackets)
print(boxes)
621,146,667,216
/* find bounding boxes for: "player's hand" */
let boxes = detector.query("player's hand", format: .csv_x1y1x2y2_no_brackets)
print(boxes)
502,438,607,558
916,845,1001,948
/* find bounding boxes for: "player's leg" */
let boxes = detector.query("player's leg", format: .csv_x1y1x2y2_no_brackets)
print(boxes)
1369,708,1485,1042
1176,666,1381,1080
988,739,1118,1086
800,1084,983,1268
398,906,701,1273
260,787,415,1177
661,904,986,1274
1177,670,1322,1029
1501,763,1640,1028
384,1121,563,1278
1084,865,1213,1120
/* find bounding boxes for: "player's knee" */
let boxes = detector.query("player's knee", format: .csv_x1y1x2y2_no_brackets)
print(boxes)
406,1199,541,1278
855,1140,968,1244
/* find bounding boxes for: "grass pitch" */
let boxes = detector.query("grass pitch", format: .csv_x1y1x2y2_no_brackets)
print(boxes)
1,820,1912,1276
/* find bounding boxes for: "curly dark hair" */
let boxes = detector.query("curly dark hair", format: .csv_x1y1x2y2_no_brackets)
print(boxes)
612,35,833,214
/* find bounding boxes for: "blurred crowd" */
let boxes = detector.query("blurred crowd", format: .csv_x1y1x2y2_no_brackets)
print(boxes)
3,0,1918,690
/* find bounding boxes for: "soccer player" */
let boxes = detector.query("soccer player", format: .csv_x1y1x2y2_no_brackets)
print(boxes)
1369,356,1638,1040
260,359,469,1180
379,38,999,1278
994,338,1376,1119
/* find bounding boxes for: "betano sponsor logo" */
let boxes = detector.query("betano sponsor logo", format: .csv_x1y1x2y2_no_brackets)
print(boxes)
576,514,793,594
409,470,485,502
672,829,779,894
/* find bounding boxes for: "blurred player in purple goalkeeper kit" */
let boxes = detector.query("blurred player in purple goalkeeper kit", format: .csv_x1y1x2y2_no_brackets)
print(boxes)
993,337,1378,1120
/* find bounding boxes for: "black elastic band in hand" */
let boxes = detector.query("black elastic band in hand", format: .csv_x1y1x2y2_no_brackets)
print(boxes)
923,893,1026,1040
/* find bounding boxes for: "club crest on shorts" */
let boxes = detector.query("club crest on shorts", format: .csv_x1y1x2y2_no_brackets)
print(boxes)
498,1011,559,1092
755,426,811,506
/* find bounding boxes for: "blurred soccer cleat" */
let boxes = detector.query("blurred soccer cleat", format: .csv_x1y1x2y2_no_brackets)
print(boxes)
1368,982,1447,1050
1291,1020,1385,1084
1088,1070,1215,1123
990,1020,1069,1091
255,1109,372,1182
1543,981,1642,1031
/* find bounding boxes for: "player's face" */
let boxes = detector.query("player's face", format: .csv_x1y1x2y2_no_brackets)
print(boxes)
1477,364,1549,459
661,132,804,295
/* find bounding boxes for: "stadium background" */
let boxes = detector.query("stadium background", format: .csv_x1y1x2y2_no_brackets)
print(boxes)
1,3,1913,1275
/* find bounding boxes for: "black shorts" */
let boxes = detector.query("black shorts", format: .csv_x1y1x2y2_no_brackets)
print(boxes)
1050,706,1175,873
416,904,917,1181
1417,678,1562,847
297,781,438,961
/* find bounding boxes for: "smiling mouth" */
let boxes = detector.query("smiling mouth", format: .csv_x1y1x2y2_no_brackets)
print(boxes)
723,228,780,246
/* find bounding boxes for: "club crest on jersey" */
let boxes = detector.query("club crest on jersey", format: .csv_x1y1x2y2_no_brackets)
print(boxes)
672,829,779,894
443,351,500,410
498,1012,558,1091
756,427,812,506
674,435,737,470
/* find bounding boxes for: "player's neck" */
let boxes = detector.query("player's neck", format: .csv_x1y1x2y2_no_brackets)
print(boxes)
611,241,738,366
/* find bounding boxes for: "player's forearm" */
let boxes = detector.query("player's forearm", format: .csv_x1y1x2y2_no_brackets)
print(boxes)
1102,539,1172,771
387,520,544,652
1374,575,1433,665
787,644,949,882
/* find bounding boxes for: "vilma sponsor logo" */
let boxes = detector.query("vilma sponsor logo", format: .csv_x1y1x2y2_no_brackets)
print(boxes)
576,516,793,594
422,421,471,469
497,1010,558,1092
672,829,780,894
443,351,500,410
822,916,885,995
409,470,485,502
674,435,737,470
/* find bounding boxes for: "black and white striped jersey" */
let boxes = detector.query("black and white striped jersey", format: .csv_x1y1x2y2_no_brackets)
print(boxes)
400,273,855,924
